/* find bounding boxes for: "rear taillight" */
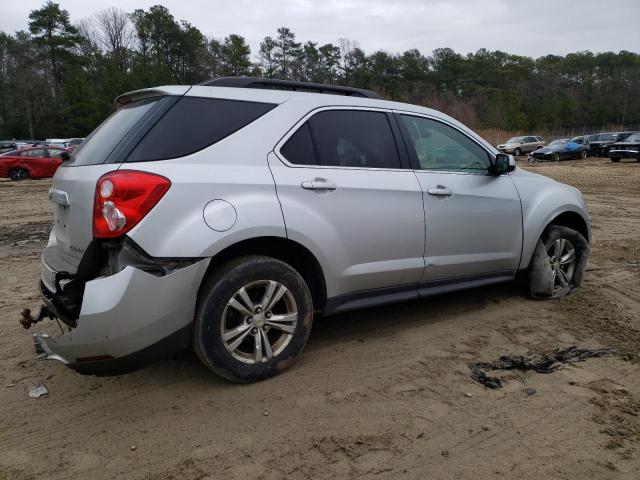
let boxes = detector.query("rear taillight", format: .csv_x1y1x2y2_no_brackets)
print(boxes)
93,170,171,239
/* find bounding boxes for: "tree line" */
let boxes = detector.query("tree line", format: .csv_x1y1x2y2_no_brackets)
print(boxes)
1,1,639,140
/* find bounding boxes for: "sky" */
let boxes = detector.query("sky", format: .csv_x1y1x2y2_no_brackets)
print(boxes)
2,0,639,59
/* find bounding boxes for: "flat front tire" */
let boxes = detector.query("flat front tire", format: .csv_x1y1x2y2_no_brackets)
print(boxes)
193,255,313,383
526,226,589,299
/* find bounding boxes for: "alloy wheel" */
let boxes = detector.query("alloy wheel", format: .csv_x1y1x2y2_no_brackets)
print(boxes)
9,169,28,181
220,280,298,364
546,238,576,294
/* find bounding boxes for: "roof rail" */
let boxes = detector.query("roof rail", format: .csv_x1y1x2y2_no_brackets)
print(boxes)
200,77,384,100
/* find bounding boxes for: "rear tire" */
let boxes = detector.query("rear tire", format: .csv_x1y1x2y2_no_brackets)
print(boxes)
552,153,560,162
514,148,522,157
193,255,313,383
580,150,587,159
526,226,589,300
611,158,620,162
9,168,29,181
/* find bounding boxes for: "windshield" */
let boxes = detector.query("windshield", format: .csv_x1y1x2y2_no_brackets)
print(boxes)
506,137,522,143
550,140,567,146
623,133,640,143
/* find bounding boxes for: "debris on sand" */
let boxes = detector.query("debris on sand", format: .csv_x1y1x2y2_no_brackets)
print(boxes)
469,347,616,389
27,382,48,398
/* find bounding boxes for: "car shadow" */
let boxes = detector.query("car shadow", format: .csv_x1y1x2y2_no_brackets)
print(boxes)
129,280,525,386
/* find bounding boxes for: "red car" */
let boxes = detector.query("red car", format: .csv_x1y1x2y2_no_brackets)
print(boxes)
0,146,69,181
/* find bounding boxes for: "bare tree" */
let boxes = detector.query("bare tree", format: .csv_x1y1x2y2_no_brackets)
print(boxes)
92,7,134,67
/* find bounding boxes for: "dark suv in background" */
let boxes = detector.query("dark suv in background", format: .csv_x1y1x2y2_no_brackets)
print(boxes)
608,132,640,162
588,132,636,157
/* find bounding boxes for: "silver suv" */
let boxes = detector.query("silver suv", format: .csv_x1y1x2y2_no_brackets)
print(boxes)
497,136,545,156
26,78,590,382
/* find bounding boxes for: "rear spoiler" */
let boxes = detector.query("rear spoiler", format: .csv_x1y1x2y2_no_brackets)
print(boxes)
113,86,192,109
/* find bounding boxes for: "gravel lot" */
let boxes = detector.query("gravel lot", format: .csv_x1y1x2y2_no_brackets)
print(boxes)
1,157,639,479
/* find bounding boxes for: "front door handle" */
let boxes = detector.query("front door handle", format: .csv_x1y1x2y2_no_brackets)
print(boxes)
427,185,453,197
301,178,337,191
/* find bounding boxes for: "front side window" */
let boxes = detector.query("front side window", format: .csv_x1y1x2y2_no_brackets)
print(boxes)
400,115,491,173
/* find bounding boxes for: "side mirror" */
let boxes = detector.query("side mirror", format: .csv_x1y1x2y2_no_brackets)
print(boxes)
491,153,516,175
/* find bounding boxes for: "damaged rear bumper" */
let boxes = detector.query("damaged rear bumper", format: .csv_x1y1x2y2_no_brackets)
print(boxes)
33,239,210,375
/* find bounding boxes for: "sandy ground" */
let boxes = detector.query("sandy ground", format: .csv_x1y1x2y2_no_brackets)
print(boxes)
1,157,639,479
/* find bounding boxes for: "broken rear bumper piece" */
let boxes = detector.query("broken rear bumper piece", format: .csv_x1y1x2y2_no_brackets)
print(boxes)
29,238,210,375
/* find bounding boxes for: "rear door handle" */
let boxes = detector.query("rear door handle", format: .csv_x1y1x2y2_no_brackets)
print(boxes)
301,178,337,191
427,185,453,197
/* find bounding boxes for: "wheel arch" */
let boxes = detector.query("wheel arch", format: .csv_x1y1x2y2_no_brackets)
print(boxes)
547,210,590,244
201,236,327,312
520,207,590,270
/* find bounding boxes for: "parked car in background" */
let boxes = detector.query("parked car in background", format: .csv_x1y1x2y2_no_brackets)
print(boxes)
608,132,640,162
0,146,68,180
66,138,85,150
528,139,587,162
569,135,592,156
497,136,545,156
27,77,590,382
587,132,636,157
0,141,16,154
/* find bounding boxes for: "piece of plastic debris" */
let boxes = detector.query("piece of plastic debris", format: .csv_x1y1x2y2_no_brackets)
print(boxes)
263,410,269,416
130,445,137,451
27,382,48,398
469,347,616,389
5,383,17,388
523,388,537,396
464,392,472,397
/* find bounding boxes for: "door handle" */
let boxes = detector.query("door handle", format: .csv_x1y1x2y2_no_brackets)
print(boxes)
427,185,453,197
301,178,337,191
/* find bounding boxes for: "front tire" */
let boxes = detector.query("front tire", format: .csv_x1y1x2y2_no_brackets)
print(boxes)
193,255,313,383
611,158,620,162
580,150,587,159
514,148,522,157
526,226,589,299
9,168,29,181
552,152,560,162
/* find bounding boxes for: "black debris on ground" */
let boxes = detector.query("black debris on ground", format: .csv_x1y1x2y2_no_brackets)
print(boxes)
469,346,616,389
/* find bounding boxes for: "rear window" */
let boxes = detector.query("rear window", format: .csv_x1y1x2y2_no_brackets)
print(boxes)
126,97,276,162
68,98,161,166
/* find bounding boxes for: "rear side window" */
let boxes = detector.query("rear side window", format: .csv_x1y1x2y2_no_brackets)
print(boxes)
126,97,276,162
281,123,316,165
284,110,401,168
